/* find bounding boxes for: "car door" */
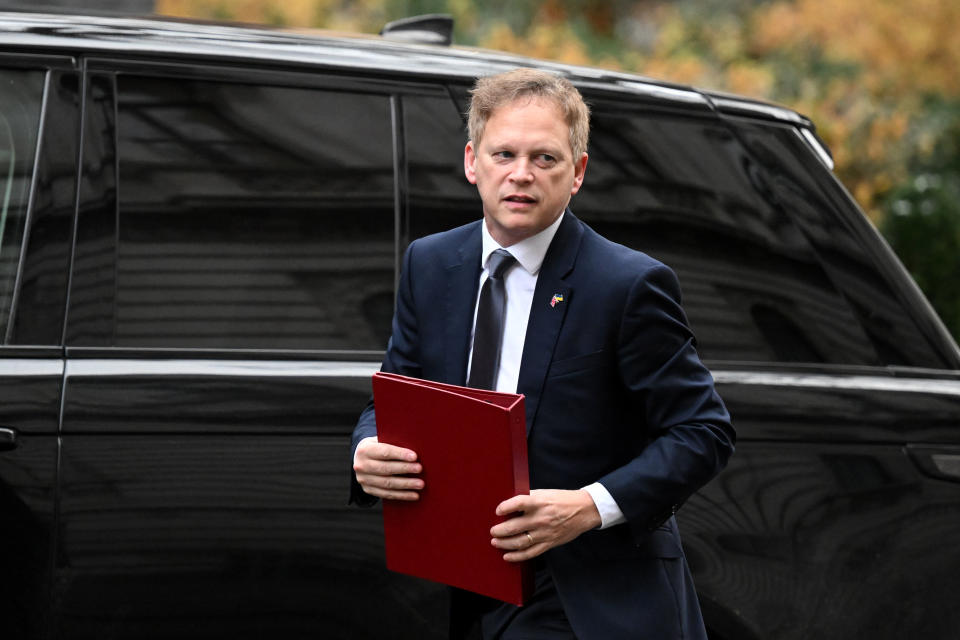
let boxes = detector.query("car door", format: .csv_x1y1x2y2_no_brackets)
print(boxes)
0,55,78,639
53,60,448,639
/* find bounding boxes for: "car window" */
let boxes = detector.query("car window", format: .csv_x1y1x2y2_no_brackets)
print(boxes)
0,68,44,343
730,119,950,369
403,93,481,242
575,104,882,366
105,75,395,350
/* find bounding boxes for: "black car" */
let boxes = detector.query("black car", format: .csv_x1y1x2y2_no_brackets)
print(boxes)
1,11,958,640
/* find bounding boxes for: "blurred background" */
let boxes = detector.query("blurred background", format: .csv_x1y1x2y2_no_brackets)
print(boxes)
7,0,959,342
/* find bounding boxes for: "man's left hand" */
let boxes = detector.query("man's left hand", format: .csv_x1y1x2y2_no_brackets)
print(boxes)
490,489,602,562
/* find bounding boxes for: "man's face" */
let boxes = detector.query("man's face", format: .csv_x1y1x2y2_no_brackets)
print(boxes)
464,97,588,247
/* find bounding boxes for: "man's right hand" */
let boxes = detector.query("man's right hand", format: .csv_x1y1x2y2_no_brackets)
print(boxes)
353,436,424,501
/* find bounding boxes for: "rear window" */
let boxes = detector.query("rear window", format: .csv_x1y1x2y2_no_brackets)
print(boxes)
576,104,882,366
0,68,44,342
732,118,949,369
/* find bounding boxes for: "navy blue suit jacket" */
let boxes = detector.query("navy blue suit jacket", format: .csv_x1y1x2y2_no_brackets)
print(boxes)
351,211,734,639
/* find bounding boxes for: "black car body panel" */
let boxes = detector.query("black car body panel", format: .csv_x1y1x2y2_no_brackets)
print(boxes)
1,11,958,639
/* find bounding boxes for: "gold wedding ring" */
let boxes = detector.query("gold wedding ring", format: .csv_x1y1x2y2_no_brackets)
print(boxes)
525,532,534,545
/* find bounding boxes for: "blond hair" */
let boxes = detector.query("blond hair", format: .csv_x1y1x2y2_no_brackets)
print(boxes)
468,68,590,158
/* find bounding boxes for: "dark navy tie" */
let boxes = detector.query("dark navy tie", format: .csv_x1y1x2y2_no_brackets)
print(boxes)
468,249,517,390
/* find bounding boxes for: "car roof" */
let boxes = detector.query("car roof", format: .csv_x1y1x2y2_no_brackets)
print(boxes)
0,10,809,127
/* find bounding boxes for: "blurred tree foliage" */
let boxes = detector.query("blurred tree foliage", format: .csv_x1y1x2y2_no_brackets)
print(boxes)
881,109,960,341
157,0,960,342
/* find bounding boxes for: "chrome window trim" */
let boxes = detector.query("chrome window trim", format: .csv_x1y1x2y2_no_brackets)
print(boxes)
59,359,960,397
0,357,64,376
65,358,381,378
710,96,807,125
798,127,835,171
614,81,707,105
713,369,960,397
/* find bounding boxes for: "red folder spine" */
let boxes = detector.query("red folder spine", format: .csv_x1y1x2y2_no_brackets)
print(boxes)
506,403,534,601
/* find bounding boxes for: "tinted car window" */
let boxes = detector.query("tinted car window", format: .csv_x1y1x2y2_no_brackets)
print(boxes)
575,105,881,366
0,68,44,342
403,93,480,242
112,75,395,350
731,118,949,369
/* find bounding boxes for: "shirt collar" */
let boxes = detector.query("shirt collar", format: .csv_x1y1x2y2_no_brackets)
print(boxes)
480,211,564,276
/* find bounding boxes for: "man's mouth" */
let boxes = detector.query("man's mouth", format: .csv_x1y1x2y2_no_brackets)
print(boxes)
504,194,536,204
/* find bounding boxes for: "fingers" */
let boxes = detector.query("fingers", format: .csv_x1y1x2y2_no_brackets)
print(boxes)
358,455,422,477
357,437,419,464
355,438,421,474
353,437,424,501
490,527,554,562
355,473,424,501
495,493,532,517
490,489,601,561
490,490,543,537
494,530,549,562
489,510,533,539
490,495,544,561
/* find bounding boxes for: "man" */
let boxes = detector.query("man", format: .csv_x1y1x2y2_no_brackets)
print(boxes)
351,68,734,639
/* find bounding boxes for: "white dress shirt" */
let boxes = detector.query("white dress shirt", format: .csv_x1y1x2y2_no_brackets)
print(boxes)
467,213,626,529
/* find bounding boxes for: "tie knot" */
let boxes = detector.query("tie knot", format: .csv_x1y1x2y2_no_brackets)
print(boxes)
486,249,516,280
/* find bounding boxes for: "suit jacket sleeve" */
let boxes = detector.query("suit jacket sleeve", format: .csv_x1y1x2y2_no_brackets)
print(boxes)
349,241,423,506
597,262,734,539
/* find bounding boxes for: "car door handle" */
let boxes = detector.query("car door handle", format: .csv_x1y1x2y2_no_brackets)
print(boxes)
0,427,17,451
906,445,960,483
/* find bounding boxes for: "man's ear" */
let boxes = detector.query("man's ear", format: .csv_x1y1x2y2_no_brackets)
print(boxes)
570,152,588,195
464,141,478,185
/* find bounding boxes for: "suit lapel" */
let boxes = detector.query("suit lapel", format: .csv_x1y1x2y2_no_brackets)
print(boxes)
517,212,583,435
443,224,483,385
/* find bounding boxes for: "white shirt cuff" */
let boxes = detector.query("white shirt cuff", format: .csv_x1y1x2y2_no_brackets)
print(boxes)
581,482,626,529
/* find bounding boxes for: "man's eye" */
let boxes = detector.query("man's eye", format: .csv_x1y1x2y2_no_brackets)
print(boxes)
535,154,557,166
493,151,514,160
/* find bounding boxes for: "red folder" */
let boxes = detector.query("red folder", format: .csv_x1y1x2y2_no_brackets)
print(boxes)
372,371,532,605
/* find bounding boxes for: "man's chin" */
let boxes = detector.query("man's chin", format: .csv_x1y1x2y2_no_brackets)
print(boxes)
496,225,542,246
485,211,559,245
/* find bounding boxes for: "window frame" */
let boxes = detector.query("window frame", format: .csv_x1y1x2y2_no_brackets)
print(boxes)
0,53,78,347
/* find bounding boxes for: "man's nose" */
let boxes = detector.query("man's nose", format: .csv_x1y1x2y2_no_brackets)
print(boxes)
508,157,534,183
